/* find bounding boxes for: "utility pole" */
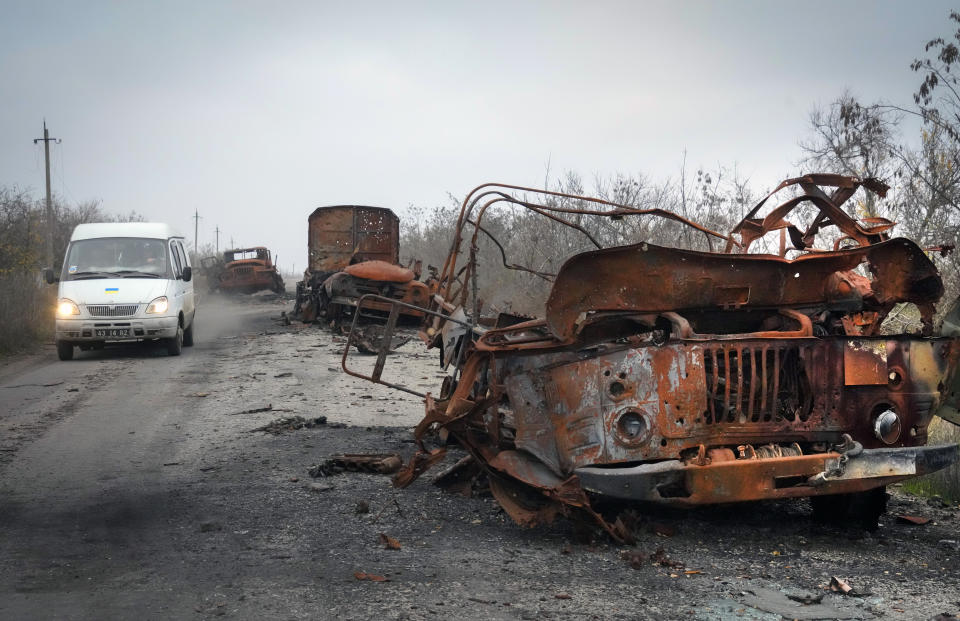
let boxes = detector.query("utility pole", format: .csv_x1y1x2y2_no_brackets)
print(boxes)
192,209,201,254
230,236,234,249
214,226,221,252
33,120,60,267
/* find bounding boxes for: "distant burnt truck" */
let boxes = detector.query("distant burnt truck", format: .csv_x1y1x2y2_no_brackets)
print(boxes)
215,246,285,294
294,205,429,326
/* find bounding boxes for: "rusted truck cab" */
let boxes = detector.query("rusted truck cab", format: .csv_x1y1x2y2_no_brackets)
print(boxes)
343,174,960,535
216,247,284,294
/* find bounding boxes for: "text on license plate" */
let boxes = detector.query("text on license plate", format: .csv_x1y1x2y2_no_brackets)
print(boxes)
95,328,130,338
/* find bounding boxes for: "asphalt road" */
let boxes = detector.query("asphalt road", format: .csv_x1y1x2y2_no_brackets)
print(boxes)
1,297,959,620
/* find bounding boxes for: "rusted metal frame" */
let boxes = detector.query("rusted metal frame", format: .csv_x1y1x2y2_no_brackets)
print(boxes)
737,194,878,252
465,218,556,281
341,294,472,398
442,183,734,305
727,175,889,253
460,195,603,308
760,345,769,420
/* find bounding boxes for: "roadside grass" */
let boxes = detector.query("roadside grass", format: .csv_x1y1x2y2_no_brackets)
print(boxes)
902,417,960,503
0,271,54,355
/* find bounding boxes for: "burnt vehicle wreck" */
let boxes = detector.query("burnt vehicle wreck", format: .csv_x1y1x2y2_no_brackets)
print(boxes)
212,246,285,294
294,205,429,329
343,174,960,536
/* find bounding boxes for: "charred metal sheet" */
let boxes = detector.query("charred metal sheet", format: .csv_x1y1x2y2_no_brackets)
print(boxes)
545,238,942,342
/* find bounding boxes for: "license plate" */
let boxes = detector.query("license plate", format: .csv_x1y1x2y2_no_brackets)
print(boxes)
95,328,130,338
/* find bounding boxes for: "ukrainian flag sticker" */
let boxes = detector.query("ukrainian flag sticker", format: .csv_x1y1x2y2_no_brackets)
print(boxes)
105,287,119,294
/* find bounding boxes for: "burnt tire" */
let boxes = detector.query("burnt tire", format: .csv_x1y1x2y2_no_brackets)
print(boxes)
183,321,194,347
166,324,183,356
56,341,74,361
811,486,888,531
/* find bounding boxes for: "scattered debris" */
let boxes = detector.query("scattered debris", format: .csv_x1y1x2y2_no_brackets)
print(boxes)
274,372,293,378
250,416,327,434
355,500,370,514
741,585,870,620
896,514,932,525
828,576,870,597
232,405,274,415
353,571,388,582
305,482,333,493
309,453,402,478
199,521,222,533
1,381,64,389
378,533,401,550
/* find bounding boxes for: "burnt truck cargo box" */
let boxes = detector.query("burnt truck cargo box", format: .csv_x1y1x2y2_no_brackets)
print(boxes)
307,205,400,277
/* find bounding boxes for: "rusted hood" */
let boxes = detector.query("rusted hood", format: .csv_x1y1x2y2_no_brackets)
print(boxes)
545,238,942,341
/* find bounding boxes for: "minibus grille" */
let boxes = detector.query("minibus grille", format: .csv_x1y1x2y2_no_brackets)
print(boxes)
86,304,139,317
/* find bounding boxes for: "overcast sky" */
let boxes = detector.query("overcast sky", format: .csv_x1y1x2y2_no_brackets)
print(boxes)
1,0,955,272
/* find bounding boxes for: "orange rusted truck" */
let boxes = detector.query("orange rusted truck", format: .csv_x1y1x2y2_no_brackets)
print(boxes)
342,174,960,537
214,247,285,294
294,205,429,327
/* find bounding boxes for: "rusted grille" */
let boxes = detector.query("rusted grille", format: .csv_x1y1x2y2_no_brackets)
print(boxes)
702,344,812,424
233,267,254,276
86,304,139,317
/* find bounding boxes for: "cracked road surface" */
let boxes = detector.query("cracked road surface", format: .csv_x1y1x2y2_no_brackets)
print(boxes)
1,297,958,620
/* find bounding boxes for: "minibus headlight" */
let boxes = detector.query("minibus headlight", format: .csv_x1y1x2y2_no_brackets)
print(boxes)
57,299,80,317
146,296,169,314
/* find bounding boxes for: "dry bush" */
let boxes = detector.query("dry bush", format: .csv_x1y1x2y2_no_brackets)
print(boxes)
903,418,960,502
0,272,55,353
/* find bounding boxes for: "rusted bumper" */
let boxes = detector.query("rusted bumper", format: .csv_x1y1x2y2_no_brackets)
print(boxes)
575,443,958,506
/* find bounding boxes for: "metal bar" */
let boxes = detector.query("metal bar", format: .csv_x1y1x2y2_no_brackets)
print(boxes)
760,345,769,419
747,347,755,422
710,348,718,423
723,346,731,422
372,303,400,381
736,345,744,420
772,347,780,419
341,294,473,398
